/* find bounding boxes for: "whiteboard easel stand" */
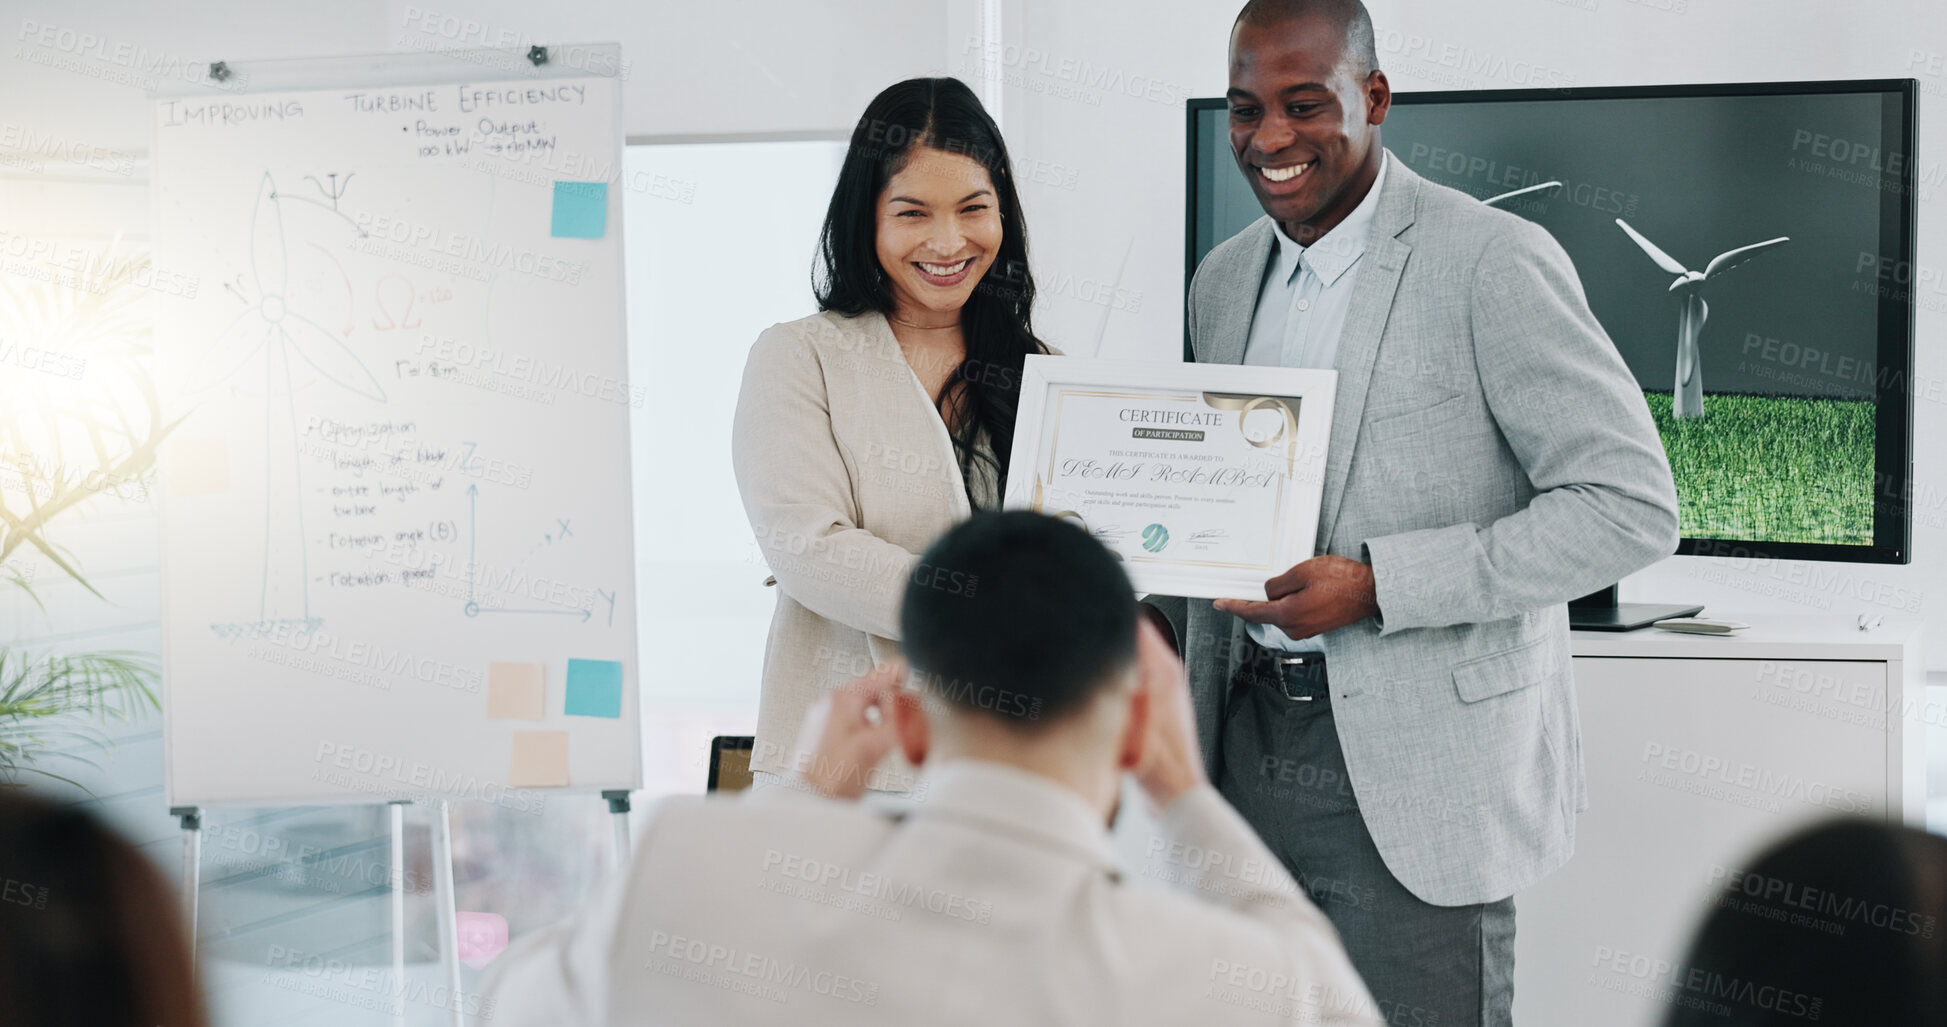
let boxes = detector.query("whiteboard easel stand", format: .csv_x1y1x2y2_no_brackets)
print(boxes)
431,800,464,1027
168,800,420,1022
155,48,638,1024
166,789,628,1025
389,800,409,1027
603,789,633,866
170,805,201,954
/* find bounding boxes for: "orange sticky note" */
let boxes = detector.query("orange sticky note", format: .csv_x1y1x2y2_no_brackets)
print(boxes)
486,662,546,720
509,731,569,787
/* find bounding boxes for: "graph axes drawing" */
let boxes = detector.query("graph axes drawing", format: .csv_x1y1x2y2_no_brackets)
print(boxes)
461,478,600,624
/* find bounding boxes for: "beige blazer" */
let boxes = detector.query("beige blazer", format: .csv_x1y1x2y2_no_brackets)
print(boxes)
731,309,1004,781
484,760,1382,1026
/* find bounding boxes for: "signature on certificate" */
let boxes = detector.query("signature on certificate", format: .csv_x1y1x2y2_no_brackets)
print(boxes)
1187,529,1230,544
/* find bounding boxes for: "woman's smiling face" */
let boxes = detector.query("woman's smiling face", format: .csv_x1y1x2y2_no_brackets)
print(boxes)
875,147,1004,321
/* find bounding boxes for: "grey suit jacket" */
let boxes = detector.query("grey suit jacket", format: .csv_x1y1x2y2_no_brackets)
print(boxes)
1147,153,1680,906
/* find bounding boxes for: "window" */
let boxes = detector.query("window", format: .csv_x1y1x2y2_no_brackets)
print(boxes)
622,139,847,798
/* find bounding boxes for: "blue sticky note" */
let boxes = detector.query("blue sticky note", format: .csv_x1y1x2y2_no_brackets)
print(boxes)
564,658,623,718
551,181,608,238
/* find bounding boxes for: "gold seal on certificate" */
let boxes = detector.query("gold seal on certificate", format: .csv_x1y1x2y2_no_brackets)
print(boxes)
1003,355,1337,599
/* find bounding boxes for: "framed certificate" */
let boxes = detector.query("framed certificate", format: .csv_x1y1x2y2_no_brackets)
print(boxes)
1002,355,1337,599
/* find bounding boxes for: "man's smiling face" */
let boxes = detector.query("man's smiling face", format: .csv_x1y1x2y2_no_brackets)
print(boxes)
1226,11,1388,239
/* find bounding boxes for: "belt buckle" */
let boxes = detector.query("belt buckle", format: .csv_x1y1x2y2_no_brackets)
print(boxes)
1274,654,1321,702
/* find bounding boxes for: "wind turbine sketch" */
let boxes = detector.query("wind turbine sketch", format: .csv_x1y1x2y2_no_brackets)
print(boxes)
193,171,385,630
1615,219,1790,419
1483,180,1562,208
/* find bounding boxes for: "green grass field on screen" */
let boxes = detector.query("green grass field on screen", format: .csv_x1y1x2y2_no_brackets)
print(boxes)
1644,391,1875,547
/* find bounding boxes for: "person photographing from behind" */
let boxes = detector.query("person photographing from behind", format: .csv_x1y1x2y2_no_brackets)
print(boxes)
487,511,1381,1026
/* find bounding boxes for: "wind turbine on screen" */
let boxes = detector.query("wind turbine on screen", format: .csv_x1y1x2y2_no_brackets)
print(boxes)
1483,180,1562,208
1615,219,1790,419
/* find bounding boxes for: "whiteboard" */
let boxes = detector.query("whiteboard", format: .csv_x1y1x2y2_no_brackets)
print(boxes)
154,67,640,806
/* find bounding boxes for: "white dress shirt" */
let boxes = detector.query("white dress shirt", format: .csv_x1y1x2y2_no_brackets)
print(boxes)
1241,153,1390,652
485,759,1381,1026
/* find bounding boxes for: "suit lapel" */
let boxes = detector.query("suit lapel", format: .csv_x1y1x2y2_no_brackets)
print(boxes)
1316,159,1422,551
1196,218,1276,365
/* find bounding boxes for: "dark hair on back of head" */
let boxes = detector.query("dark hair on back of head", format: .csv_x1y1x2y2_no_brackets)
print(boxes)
1235,0,1380,75
1663,819,1947,1026
900,511,1137,726
0,792,210,1027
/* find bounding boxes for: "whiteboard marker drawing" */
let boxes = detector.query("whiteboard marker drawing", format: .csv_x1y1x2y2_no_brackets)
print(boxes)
461,481,593,622
500,516,571,580
286,171,368,237
304,171,354,208
465,482,478,613
192,171,387,630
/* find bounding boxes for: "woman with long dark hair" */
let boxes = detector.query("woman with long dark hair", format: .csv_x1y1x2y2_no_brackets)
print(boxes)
731,77,1053,786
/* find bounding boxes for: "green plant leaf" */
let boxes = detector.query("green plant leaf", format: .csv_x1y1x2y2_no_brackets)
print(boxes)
0,647,160,786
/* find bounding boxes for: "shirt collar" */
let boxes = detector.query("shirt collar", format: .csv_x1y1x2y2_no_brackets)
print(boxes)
909,758,1122,877
1272,149,1391,289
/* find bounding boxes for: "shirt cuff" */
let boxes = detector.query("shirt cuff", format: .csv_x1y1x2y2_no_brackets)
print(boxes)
1360,541,1386,631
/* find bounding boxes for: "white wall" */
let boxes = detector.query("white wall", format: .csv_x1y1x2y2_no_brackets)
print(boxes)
0,0,397,156
996,0,1947,668
0,0,955,154
622,139,847,796
383,0,956,139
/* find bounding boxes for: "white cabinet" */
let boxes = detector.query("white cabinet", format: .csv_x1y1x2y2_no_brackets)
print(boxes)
1513,616,1926,1027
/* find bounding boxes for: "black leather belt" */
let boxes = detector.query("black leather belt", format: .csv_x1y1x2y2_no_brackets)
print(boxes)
1230,642,1330,704
1271,651,1329,702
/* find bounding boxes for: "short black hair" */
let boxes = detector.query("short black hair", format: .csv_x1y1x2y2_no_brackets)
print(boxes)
900,511,1137,726
1234,0,1380,76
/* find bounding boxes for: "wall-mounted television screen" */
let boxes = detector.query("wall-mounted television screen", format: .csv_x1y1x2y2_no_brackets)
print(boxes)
1187,80,1917,565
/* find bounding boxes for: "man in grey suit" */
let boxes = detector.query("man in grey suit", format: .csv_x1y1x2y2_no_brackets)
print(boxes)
1141,1,1681,1023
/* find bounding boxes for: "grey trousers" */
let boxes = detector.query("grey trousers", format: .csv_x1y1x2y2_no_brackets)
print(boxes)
1216,657,1516,1027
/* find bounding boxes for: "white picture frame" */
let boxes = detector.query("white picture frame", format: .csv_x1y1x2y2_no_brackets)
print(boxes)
1003,355,1338,600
